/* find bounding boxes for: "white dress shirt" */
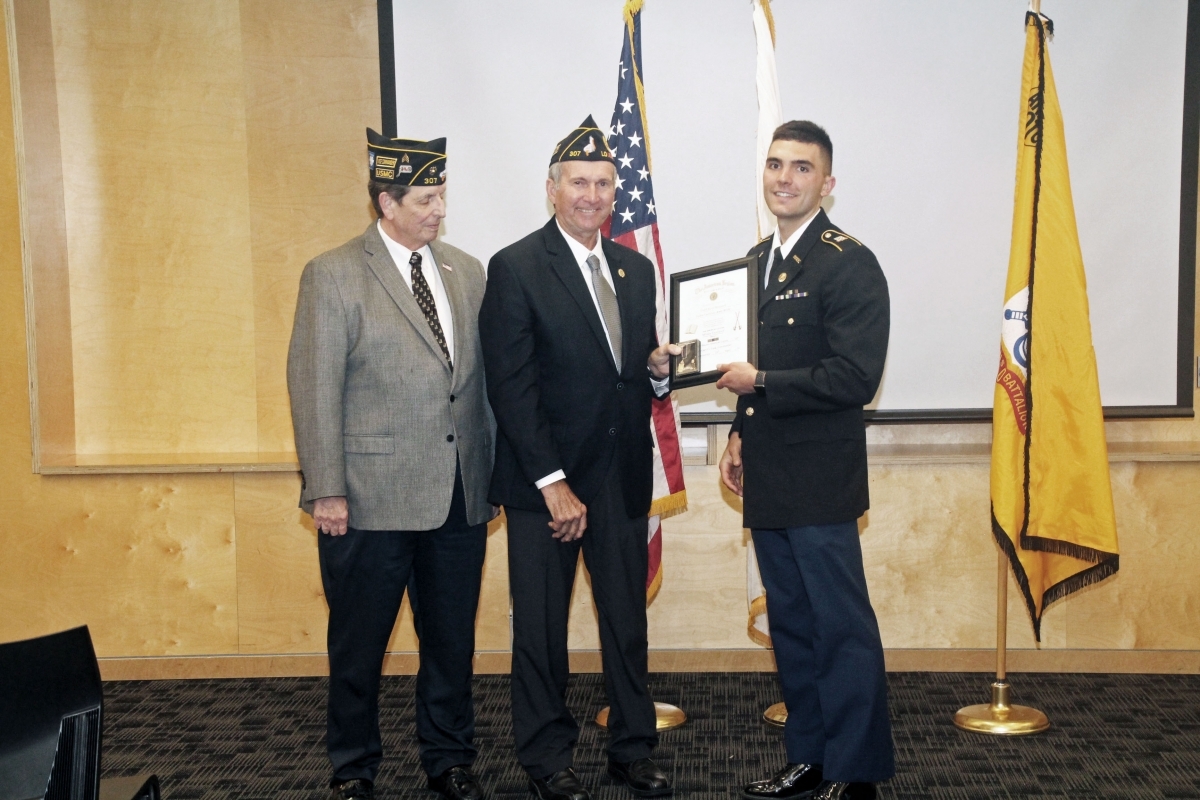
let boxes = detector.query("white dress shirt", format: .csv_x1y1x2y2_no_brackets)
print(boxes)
534,222,668,490
377,221,454,362
558,220,621,354
766,210,821,287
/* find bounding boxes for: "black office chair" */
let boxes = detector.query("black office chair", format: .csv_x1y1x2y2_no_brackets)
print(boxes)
0,626,159,800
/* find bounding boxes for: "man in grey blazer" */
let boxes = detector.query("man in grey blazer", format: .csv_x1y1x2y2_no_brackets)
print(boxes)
287,130,494,800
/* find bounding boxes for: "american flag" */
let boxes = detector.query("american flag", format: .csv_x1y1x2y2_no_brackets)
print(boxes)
603,0,686,597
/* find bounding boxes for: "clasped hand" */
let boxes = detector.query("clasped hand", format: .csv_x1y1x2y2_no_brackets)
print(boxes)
541,480,587,541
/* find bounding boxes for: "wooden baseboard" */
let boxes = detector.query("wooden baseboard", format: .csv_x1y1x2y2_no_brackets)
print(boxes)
95,648,1200,681
96,652,505,681
884,648,1200,674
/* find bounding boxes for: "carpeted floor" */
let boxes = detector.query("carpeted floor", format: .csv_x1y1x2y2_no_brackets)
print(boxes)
99,671,1200,799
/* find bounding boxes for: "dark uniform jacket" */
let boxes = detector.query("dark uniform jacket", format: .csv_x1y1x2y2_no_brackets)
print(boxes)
731,209,890,529
480,218,662,518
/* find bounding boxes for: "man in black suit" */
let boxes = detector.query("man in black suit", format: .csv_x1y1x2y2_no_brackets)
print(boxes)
716,121,894,800
479,116,678,800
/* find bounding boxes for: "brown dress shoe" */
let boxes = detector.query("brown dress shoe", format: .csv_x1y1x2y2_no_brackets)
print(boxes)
741,764,823,799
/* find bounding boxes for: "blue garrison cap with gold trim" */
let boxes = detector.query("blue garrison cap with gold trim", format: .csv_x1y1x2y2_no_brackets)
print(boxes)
549,115,614,166
367,128,446,186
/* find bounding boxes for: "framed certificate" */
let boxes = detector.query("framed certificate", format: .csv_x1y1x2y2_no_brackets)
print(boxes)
669,255,758,388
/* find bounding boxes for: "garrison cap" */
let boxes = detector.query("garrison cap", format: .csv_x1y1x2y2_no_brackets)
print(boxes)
367,128,446,186
549,115,614,166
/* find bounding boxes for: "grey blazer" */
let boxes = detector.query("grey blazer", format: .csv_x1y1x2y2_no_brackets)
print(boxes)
287,222,495,530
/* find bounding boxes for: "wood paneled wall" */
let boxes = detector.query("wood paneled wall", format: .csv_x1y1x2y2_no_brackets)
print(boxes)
52,0,259,454
1,0,1199,676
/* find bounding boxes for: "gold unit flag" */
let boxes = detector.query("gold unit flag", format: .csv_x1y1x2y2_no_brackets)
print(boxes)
991,11,1119,642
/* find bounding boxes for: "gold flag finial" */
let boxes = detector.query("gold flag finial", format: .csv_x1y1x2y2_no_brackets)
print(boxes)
760,0,776,47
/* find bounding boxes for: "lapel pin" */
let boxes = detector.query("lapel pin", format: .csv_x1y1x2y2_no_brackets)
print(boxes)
793,255,801,263
777,272,787,282
618,268,626,278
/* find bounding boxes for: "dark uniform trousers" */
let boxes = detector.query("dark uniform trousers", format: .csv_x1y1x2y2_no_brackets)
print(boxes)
506,455,659,779
752,522,894,783
318,460,487,783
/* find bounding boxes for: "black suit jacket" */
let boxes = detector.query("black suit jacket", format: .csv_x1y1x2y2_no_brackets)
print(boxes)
480,218,662,518
731,210,890,529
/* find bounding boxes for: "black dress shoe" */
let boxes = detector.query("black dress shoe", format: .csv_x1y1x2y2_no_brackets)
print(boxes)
530,768,591,800
329,778,374,800
809,781,876,800
741,764,823,799
429,765,483,800
607,757,673,798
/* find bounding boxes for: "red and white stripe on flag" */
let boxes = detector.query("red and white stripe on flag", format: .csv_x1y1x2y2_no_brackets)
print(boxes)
604,0,687,597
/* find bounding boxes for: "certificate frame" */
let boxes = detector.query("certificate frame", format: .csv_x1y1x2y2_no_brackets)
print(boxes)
669,255,758,388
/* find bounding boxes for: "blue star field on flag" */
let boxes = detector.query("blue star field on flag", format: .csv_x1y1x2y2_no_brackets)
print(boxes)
606,24,657,238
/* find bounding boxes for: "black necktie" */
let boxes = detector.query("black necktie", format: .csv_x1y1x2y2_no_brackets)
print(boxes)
409,251,452,371
770,246,784,288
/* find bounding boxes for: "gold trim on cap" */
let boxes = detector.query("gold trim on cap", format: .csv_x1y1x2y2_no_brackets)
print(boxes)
403,154,446,186
554,127,611,162
368,144,446,156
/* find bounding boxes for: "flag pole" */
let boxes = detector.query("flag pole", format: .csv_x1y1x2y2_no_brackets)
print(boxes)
953,550,1049,735
590,0,689,736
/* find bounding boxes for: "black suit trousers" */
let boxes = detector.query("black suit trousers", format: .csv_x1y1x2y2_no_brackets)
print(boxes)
319,461,487,783
506,458,658,778
751,523,895,782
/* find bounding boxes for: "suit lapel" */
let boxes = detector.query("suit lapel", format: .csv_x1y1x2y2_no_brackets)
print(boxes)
362,224,450,373
752,239,772,303
430,240,467,389
761,209,828,309
544,220,618,372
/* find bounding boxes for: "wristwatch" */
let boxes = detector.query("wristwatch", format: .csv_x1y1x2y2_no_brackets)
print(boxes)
753,370,766,396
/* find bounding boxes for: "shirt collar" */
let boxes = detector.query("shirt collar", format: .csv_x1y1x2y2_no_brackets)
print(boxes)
377,220,434,268
556,219,604,267
771,209,821,261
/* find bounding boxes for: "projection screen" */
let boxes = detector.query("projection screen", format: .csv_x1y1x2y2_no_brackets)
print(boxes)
379,0,1197,421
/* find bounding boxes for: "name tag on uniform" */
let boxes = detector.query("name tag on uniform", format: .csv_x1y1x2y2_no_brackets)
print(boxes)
775,290,808,301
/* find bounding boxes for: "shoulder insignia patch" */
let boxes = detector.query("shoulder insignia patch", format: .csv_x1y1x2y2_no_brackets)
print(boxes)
821,229,863,251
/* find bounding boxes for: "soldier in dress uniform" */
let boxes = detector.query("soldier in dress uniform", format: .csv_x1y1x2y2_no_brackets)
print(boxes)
716,120,894,800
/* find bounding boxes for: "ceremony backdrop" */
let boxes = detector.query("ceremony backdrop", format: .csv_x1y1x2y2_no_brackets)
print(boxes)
383,0,1196,417
2,0,1200,677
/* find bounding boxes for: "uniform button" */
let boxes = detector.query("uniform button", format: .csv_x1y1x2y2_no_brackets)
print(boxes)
746,407,755,417
608,427,617,436
760,320,764,326
616,382,624,390
450,394,456,402
788,318,794,325
446,434,455,442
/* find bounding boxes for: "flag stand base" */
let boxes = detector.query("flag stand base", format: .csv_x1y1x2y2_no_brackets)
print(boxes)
953,681,1049,735
762,702,787,727
954,550,1050,736
596,703,687,731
